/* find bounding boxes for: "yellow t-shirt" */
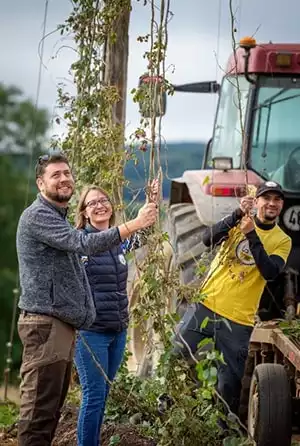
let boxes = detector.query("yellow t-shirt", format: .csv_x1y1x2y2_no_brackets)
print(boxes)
201,223,291,327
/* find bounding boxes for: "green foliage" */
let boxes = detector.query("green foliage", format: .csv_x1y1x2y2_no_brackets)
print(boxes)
103,345,247,446
195,341,224,399
279,319,300,341
0,156,35,380
105,348,162,423
0,83,49,383
59,1,249,445
109,434,121,445
55,0,131,215
0,402,19,427
0,83,48,156
66,376,81,406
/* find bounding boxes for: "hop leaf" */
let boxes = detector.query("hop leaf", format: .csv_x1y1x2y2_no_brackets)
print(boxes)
202,175,210,186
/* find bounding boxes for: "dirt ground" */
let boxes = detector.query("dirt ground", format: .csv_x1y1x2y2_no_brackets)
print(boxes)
2,402,300,445
0,404,156,446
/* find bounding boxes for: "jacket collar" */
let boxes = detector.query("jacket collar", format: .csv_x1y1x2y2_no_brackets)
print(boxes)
85,223,111,233
37,193,68,218
85,223,99,233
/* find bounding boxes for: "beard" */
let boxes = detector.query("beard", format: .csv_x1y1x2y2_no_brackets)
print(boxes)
45,186,74,203
264,214,276,221
263,211,278,222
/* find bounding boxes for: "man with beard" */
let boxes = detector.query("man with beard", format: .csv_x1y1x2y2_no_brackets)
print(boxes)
16,153,158,446
172,181,291,417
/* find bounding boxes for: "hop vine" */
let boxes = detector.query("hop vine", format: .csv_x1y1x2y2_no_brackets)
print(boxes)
54,0,131,213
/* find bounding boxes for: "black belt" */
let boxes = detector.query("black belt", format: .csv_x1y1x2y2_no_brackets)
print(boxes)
20,310,39,317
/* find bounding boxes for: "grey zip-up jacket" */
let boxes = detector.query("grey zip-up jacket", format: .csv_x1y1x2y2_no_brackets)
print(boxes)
16,194,122,329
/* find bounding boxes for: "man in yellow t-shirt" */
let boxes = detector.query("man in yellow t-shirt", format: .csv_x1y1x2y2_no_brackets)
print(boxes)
172,181,291,415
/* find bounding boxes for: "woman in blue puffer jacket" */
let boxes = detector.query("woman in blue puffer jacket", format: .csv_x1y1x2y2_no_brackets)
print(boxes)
74,181,158,446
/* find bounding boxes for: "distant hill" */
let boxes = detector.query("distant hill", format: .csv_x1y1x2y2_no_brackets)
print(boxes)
124,141,206,202
1,141,207,202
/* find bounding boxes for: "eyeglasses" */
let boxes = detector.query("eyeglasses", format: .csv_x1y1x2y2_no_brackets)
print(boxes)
35,154,51,178
35,152,69,178
85,198,111,208
36,153,64,169
37,152,66,164
38,154,50,163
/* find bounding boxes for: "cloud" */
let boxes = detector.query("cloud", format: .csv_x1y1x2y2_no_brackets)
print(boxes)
1,0,300,142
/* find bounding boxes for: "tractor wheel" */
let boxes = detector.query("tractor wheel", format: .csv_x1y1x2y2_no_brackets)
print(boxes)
248,363,292,446
127,242,173,376
168,203,208,288
127,202,213,376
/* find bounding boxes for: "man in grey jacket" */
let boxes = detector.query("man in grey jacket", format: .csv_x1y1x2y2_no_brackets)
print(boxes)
16,152,157,446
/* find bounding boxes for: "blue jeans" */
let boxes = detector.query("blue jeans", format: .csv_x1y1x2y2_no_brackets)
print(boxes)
74,329,127,446
172,303,252,414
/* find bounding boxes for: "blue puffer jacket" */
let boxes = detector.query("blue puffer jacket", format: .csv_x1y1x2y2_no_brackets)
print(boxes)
81,224,129,333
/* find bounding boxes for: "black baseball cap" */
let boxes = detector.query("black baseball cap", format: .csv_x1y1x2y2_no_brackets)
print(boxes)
255,181,284,199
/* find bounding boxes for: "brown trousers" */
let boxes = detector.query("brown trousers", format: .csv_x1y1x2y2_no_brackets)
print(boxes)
17,312,75,446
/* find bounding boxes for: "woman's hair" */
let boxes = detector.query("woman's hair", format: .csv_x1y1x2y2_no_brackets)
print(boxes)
76,185,115,229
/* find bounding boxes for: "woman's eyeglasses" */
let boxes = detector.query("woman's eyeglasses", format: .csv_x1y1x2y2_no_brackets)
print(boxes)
85,198,111,208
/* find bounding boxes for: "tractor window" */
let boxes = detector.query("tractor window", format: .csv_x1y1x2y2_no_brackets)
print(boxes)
250,76,300,192
207,75,250,168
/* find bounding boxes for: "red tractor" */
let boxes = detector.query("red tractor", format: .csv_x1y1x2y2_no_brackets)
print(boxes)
131,38,300,445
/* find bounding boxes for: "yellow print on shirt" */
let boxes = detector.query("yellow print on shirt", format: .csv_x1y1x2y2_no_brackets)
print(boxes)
235,239,255,266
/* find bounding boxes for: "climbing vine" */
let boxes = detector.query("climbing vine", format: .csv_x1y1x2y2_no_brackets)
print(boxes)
119,0,251,444
54,0,131,213
53,0,254,445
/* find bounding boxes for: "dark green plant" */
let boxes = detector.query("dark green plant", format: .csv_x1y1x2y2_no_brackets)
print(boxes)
0,83,49,383
0,402,19,428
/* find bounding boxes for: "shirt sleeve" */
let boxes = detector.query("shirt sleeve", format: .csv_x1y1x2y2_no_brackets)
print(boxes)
272,236,292,263
245,231,291,280
202,208,244,248
26,206,122,255
121,229,149,255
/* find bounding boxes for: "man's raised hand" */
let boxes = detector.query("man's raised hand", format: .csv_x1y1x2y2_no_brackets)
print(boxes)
240,216,255,234
240,195,254,215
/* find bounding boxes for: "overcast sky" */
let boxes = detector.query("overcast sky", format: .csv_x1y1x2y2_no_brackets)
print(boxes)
1,0,300,144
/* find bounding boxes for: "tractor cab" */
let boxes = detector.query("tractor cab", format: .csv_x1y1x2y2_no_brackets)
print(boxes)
206,40,300,320
207,40,300,239
137,38,300,320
